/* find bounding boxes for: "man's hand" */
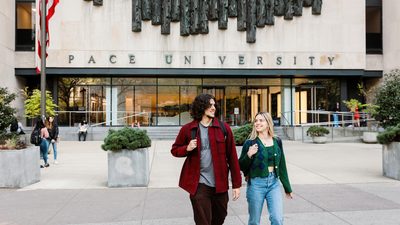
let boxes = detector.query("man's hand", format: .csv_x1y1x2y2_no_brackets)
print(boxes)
186,139,197,151
232,188,240,201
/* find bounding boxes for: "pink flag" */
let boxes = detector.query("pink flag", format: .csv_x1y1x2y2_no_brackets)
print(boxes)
35,0,60,74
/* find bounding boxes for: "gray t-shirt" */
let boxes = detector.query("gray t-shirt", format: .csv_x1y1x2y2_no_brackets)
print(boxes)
199,123,215,187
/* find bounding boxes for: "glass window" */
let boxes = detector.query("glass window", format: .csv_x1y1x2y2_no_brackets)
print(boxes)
115,86,134,126
135,86,156,126
180,86,199,125
203,78,246,86
366,6,382,54
158,78,201,85
247,78,281,86
112,77,156,85
16,1,36,51
225,86,242,126
157,86,180,125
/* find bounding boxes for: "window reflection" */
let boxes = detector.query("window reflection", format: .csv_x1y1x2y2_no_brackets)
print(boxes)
135,86,156,126
180,86,199,124
158,86,180,125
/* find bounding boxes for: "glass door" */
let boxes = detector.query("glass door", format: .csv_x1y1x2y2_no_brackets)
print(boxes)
244,87,269,123
298,86,328,123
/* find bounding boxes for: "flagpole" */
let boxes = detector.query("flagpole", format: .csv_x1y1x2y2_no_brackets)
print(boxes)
40,0,46,121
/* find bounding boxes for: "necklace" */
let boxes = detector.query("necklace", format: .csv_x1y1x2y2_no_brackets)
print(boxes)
259,137,273,147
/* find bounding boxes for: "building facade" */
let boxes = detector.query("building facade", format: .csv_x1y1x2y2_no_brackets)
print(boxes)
2,0,399,127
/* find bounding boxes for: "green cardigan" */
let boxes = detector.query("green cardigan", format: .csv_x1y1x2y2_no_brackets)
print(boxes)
239,137,292,194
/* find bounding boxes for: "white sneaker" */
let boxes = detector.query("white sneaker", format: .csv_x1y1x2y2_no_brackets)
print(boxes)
54,160,59,165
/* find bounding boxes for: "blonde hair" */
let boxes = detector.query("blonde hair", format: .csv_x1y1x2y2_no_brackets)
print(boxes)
248,112,275,140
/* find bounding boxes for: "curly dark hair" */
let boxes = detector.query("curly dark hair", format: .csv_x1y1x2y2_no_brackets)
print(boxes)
190,93,219,120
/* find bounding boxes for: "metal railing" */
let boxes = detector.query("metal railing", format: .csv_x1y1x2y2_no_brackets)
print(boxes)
279,110,380,142
56,111,152,127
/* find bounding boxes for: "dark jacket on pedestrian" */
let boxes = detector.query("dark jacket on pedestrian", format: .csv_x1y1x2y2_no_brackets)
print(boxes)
171,119,242,195
48,123,59,140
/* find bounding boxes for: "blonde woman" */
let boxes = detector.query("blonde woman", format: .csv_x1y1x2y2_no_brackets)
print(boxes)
239,112,293,225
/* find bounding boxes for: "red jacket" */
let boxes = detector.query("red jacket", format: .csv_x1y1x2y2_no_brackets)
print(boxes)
171,119,242,195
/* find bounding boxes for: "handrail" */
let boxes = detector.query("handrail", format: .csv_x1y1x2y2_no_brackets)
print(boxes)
90,112,149,127
56,110,152,127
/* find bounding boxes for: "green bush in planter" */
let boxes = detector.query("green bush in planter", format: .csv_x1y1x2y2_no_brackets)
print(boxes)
102,127,151,151
306,126,330,137
377,124,400,145
233,123,253,146
374,70,400,128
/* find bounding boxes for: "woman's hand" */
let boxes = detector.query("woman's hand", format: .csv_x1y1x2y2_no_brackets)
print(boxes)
285,192,293,199
247,144,258,158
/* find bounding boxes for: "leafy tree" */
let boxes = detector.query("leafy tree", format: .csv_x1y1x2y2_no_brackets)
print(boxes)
58,78,82,110
374,70,400,128
342,99,362,112
0,87,17,133
22,88,58,118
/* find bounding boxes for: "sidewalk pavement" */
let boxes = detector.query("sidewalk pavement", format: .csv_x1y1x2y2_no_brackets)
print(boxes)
1,140,400,225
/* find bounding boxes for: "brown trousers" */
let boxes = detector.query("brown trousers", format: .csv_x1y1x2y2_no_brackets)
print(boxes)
190,183,229,225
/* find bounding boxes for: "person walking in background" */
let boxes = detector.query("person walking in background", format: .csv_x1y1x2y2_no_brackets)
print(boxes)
239,112,293,225
46,116,59,164
35,119,50,168
171,93,242,225
354,105,360,127
78,120,88,141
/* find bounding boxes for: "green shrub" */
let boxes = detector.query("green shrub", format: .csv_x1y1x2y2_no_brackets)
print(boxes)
374,70,400,128
306,126,330,137
377,124,400,145
0,87,17,133
233,123,253,146
0,133,27,150
101,127,151,151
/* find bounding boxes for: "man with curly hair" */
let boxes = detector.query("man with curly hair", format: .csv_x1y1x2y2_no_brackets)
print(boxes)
171,93,242,225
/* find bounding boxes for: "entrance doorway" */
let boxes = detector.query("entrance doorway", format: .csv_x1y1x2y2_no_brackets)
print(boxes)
296,86,328,123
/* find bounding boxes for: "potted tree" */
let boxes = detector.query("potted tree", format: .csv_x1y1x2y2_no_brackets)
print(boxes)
374,70,400,180
306,125,330,144
361,103,379,143
102,127,152,187
356,82,380,143
0,87,39,188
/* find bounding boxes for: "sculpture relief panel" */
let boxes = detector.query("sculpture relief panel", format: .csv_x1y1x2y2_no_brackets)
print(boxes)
85,0,323,43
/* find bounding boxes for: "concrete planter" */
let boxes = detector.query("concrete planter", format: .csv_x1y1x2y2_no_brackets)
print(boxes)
312,136,327,144
107,148,150,187
363,131,378,143
0,146,40,188
383,142,400,180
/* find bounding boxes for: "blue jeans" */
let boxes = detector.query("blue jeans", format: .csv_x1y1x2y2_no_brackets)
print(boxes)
40,138,49,164
246,173,283,225
48,141,57,160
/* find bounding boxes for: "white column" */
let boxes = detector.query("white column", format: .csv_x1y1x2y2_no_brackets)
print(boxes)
106,87,118,126
280,79,295,126
383,0,400,73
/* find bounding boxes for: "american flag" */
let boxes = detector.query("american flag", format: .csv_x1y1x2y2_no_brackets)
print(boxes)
35,0,60,74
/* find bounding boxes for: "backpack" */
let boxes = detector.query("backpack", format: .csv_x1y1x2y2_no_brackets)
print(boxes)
30,127,42,146
191,119,227,140
10,121,18,133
